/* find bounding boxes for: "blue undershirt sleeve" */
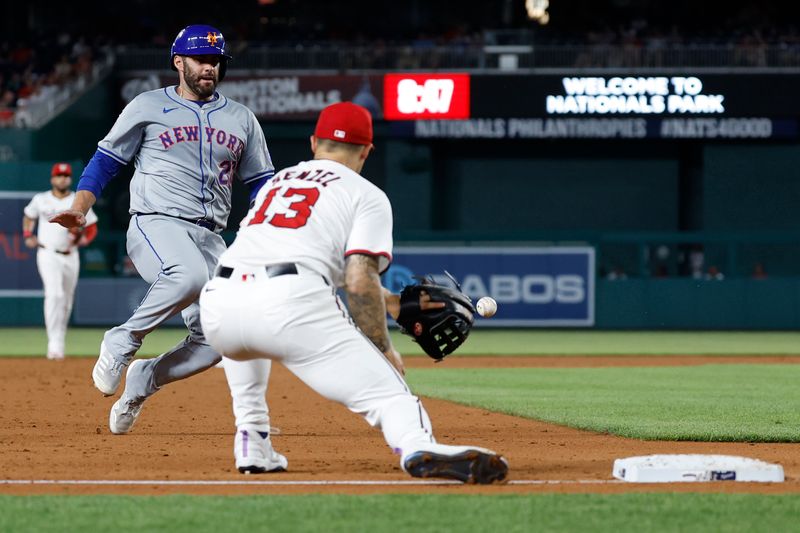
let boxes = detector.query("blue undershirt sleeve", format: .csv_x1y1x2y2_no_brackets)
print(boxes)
247,175,271,202
76,149,125,198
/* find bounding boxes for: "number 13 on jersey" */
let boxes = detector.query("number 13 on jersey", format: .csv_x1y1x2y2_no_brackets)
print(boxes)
248,186,320,229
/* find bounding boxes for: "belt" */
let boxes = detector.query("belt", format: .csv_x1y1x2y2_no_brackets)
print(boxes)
217,262,298,279
37,244,70,255
135,212,219,232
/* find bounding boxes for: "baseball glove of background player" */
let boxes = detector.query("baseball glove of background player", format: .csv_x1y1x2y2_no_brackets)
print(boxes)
396,272,476,361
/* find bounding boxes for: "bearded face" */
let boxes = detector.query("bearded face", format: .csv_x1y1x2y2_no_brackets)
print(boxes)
179,55,220,100
51,175,71,194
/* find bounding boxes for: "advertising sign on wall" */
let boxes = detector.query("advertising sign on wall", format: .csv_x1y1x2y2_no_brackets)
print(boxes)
117,72,800,138
471,74,800,118
119,74,385,120
0,196,42,295
74,279,183,326
382,247,595,327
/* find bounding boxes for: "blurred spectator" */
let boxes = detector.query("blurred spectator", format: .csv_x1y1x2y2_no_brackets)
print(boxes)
16,67,37,100
351,78,382,119
395,46,421,70
73,49,94,82
735,31,768,67
620,25,643,68
677,244,705,278
689,245,705,279
53,54,73,82
751,262,768,279
653,264,670,279
644,29,668,67
71,37,91,60
651,244,672,278
606,266,628,281
0,89,15,126
705,265,725,281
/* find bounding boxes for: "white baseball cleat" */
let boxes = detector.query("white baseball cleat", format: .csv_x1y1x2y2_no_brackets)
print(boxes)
108,360,147,435
234,425,288,474
93,341,127,396
401,444,509,484
46,351,65,360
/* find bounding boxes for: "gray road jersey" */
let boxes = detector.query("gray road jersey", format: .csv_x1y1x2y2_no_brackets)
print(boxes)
99,86,274,229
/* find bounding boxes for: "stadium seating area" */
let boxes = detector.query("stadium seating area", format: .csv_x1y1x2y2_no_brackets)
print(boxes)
0,35,111,127
3,0,799,127
5,1,800,63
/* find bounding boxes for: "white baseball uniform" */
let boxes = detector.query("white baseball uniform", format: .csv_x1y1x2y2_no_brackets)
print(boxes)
200,158,443,458
24,191,98,358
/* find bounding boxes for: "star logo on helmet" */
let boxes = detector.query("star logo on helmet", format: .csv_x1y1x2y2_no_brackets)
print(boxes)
206,32,218,46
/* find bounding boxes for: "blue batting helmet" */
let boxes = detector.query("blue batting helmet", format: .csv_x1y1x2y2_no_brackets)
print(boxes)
170,24,232,74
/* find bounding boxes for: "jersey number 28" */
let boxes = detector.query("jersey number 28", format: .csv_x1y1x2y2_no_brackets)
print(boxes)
248,186,320,228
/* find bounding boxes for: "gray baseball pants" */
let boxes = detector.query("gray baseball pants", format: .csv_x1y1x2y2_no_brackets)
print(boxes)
103,214,226,394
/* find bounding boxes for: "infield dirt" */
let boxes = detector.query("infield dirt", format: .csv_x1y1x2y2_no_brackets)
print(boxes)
1,356,798,495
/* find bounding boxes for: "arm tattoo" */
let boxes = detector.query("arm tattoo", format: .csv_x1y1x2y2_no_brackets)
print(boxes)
345,254,393,353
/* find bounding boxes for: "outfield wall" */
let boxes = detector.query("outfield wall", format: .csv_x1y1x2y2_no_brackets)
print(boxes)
4,71,800,330
596,278,800,329
4,269,800,330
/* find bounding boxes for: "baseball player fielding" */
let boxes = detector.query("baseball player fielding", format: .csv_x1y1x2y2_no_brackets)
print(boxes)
199,102,509,484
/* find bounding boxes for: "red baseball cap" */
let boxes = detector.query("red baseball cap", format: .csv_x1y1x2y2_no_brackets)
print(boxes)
51,162,72,177
314,102,373,146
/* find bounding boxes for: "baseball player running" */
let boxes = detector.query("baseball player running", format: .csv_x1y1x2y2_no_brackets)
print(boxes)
199,102,509,484
50,24,286,471
23,163,98,360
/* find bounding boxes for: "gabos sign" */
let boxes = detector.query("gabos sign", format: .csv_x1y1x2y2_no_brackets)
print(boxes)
383,247,595,327
383,73,470,120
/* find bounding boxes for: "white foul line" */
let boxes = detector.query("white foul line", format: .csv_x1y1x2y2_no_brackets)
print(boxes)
0,479,622,486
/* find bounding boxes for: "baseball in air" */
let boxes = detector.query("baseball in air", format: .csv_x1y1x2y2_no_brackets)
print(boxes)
476,297,497,318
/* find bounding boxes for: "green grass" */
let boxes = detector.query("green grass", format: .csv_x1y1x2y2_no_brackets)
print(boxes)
432,330,800,355
0,327,187,357
2,494,800,533
2,331,799,530
406,364,800,441
4,328,800,357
